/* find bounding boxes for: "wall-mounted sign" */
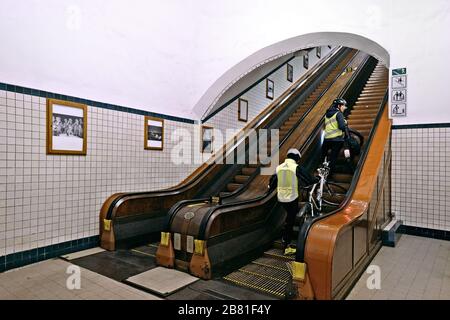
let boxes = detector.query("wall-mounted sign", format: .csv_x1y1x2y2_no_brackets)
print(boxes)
392,68,406,75
391,67,407,117
392,75,407,89
392,103,406,116
392,89,407,103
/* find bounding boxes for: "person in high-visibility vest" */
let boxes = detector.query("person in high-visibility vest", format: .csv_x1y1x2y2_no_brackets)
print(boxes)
322,98,349,176
268,148,317,255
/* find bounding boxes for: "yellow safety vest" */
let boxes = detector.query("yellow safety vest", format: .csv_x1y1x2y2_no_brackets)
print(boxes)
324,113,345,139
276,159,299,203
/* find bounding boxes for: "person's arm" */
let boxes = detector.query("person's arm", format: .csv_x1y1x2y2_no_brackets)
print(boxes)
336,112,347,131
337,112,350,139
296,166,318,187
268,173,277,191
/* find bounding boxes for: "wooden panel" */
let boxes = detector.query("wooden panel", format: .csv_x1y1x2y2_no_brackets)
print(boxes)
332,227,353,290
305,100,392,299
100,48,352,250
353,211,368,265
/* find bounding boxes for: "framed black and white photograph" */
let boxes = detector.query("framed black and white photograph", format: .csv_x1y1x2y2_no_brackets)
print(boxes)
145,116,164,150
287,63,293,83
303,53,309,69
201,125,214,153
238,98,248,122
266,79,274,100
316,47,321,59
47,99,87,155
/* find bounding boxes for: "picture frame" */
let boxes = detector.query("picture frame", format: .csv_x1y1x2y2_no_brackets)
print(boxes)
286,63,293,83
303,53,309,69
238,98,248,122
201,125,214,153
144,116,164,150
47,98,87,155
316,47,321,59
266,79,274,100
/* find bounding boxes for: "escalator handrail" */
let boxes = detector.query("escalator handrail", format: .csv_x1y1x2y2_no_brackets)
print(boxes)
219,48,357,201
164,49,351,228
193,53,372,240
205,47,347,180
296,90,389,262
106,47,346,220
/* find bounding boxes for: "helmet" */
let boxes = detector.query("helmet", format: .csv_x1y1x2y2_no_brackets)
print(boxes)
333,98,347,108
287,148,301,158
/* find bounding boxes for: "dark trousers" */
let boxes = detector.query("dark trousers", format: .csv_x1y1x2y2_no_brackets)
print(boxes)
322,140,344,176
280,199,299,248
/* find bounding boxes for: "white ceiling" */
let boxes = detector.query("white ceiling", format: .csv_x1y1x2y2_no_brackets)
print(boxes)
1,0,449,125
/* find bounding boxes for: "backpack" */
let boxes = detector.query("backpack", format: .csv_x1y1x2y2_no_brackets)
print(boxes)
346,135,361,156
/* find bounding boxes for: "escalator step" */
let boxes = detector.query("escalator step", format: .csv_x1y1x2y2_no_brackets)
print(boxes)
347,119,375,125
348,114,376,120
327,181,350,190
348,124,371,131
241,168,256,175
227,183,242,192
223,270,287,298
264,248,294,261
241,263,290,282
330,173,353,182
234,175,250,184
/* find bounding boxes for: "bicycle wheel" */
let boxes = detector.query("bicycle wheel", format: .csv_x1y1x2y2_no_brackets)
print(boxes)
322,182,347,206
298,203,313,220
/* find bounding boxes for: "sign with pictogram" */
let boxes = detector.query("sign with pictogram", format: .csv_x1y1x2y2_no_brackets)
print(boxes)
392,68,406,75
391,103,406,117
391,67,407,117
392,89,407,103
392,75,407,88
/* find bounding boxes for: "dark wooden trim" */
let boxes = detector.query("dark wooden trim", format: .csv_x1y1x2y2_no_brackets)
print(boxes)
144,116,164,151
316,47,321,59
237,98,248,122
266,78,274,100
46,98,87,155
201,125,214,154
286,63,293,83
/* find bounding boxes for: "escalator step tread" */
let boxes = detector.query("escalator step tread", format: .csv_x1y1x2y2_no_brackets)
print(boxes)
242,167,257,175
330,173,353,182
264,248,294,261
234,175,250,184
227,183,243,192
223,271,286,298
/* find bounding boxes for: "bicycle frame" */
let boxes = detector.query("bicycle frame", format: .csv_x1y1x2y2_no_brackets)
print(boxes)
304,160,331,216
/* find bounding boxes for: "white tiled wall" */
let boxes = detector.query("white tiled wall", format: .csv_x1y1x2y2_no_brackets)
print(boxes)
205,46,332,137
0,90,200,257
392,127,450,231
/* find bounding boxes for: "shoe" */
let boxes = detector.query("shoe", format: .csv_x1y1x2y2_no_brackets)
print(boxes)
284,246,296,255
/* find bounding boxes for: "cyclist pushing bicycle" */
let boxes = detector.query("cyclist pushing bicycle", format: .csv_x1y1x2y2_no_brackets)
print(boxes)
297,158,347,220
268,148,319,255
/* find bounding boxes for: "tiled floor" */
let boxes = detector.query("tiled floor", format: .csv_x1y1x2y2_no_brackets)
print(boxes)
1,235,449,300
347,235,450,300
0,258,161,300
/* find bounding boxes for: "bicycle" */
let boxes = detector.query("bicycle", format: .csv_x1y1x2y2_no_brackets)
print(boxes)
297,159,348,219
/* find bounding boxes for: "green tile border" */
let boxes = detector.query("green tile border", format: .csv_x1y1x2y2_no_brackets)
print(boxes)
398,225,450,241
0,236,99,272
0,82,196,124
392,123,450,129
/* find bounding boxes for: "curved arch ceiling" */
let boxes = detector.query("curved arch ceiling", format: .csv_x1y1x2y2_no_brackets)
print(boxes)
193,31,390,120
